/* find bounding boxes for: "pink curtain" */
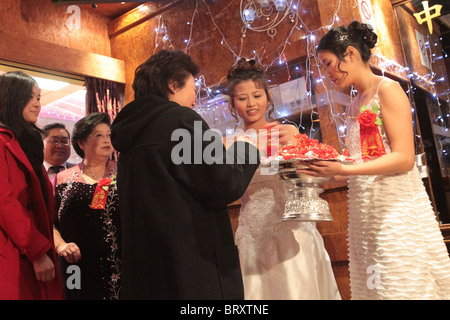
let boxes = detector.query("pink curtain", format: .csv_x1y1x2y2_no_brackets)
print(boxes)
85,77,123,160
85,77,123,122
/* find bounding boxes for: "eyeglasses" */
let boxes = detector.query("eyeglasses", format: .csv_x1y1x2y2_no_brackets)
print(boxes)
46,137,70,146
88,133,111,141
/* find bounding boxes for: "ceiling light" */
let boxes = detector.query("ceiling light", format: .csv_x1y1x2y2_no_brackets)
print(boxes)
32,76,70,91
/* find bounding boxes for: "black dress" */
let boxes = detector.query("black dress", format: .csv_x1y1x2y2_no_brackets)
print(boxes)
54,161,121,300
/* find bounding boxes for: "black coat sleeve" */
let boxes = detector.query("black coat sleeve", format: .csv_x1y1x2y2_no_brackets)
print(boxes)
169,108,260,209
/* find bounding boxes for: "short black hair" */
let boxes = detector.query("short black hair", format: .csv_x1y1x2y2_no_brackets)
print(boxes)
42,123,70,138
72,112,111,158
132,50,200,100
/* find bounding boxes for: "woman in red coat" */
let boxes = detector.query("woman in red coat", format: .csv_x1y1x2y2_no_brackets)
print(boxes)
0,71,64,299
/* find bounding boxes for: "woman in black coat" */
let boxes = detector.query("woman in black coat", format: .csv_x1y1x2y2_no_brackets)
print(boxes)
111,50,259,299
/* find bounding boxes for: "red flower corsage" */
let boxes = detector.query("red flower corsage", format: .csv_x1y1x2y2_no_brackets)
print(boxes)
357,104,386,160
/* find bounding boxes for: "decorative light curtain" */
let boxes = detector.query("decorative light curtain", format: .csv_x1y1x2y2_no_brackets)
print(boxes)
85,77,123,160
85,77,122,122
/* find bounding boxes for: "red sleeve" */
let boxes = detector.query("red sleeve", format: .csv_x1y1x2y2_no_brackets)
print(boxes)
0,146,52,262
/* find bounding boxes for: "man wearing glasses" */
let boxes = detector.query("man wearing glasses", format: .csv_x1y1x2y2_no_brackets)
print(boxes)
43,123,74,180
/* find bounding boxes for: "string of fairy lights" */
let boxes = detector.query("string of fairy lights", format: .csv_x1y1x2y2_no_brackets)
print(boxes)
149,0,449,155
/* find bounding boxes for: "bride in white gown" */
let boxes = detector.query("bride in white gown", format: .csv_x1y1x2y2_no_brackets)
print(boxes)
225,58,341,300
300,21,450,299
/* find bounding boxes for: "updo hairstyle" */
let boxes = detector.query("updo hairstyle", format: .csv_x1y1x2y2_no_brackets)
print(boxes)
317,21,378,63
226,58,274,121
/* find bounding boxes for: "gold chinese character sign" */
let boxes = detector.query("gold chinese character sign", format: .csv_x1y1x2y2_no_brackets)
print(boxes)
414,1,442,34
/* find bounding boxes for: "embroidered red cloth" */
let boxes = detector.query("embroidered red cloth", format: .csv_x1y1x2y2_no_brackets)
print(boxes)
358,109,386,160
90,177,113,209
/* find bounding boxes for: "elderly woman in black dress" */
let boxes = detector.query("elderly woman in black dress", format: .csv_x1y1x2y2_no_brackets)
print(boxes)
53,112,121,300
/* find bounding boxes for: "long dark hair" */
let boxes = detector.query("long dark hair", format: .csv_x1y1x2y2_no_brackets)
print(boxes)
226,58,274,121
132,50,200,100
0,71,48,201
0,71,41,139
317,21,378,74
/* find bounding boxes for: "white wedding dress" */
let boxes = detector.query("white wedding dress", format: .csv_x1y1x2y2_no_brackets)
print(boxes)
234,166,341,300
345,80,450,299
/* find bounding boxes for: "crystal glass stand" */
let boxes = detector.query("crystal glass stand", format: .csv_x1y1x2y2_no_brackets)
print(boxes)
277,159,333,222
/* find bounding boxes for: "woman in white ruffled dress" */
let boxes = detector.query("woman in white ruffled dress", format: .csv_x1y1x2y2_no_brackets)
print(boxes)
301,21,450,299
225,58,341,300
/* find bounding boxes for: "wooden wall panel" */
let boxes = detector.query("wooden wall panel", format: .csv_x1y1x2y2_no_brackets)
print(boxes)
0,0,125,82
110,12,161,102
318,0,406,67
0,30,125,83
371,0,407,66
0,0,112,56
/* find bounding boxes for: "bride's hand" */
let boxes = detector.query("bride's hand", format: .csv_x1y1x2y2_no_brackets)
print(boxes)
263,121,298,146
296,160,345,177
